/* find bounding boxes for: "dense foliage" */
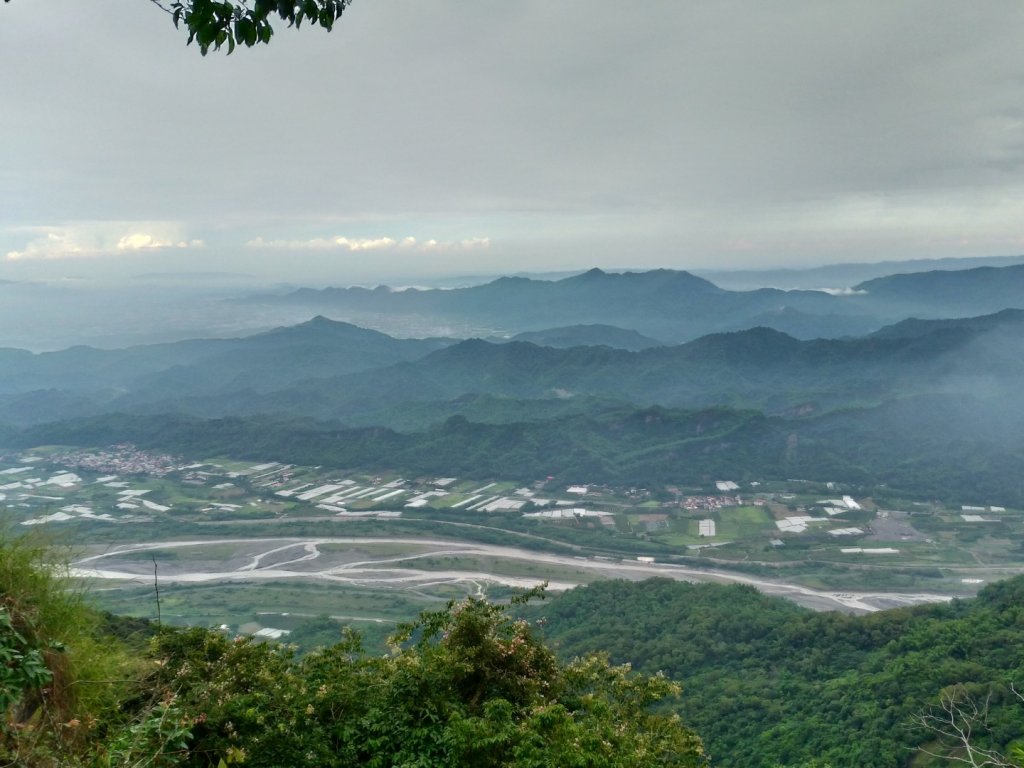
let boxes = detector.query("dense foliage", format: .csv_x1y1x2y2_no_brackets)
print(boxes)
1,532,705,767
528,578,1024,768
8,526,1024,767
131,598,706,767
0,532,139,767
171,0,350,55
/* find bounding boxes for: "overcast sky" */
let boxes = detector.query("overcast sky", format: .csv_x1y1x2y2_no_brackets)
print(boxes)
2,1,1024,285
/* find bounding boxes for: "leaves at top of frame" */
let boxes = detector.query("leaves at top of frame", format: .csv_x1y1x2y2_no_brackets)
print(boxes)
168,0,352,55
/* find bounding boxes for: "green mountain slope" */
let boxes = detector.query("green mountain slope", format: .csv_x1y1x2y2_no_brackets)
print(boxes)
7,394,1024,505
0,316,450,397
530,576,1024,768
116,310,1024,425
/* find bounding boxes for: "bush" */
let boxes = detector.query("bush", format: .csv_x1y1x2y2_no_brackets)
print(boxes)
134,595,707,767
0,528,137,767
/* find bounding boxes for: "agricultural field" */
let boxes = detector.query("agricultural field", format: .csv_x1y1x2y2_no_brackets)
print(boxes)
4,444,1024,639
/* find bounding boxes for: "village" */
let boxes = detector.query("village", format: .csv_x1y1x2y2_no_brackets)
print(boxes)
1,444,1020,584
4,442,1021,641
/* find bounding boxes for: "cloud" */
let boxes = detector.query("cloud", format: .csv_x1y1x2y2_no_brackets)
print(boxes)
421,237,491,252
246,235,491,253
5,232,88,261
116,233,203,251
6,1,1024,276
5,223,203,261
246,236,396,251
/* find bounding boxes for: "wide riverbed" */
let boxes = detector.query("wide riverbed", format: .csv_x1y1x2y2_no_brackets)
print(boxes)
72,536,954,614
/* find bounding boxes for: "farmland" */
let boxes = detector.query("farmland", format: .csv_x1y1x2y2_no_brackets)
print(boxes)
4,444,1024,643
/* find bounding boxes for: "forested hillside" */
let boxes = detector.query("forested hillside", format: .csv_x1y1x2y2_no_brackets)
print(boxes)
530,577,1024,767
5,308,1024,429
7,393,1024,505
2,534,704,767
8,530,1024,767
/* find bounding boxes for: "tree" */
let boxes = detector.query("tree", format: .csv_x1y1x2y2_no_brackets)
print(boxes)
2,0,352,55
913,685,1024,768
131,595,709,767
1,534,708,767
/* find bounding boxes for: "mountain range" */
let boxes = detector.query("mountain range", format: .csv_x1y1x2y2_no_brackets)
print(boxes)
4,306,1022,428
242,262,1024,342
4,262,1024,504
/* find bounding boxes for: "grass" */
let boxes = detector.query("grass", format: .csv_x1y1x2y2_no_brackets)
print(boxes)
87,579,445,628
12,449,1024,603
1,526,140,757
655,533,701,547
316,542,431,557
402,554,595,582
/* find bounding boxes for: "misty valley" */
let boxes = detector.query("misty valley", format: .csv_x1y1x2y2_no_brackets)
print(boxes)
9,4,1024,764
4,263,1024,766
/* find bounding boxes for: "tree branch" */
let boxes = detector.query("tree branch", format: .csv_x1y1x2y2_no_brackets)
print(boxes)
912,686,1020,768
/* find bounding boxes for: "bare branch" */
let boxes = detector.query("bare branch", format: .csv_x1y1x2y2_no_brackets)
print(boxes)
147,0,174,15
912,686,1020,768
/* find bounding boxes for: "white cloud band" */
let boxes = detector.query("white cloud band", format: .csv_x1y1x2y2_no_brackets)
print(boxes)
5,223,203,261
245,235,491,253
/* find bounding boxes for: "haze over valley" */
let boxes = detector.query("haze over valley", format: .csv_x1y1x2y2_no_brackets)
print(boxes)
6,259,1024,765
5,2,1024,765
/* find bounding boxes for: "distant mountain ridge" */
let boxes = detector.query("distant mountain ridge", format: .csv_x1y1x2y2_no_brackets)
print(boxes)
4,308,1022,429
869,308,1024,339
247,267,866,343
3,306,1024,504
696,252,1024,290
241,309,1024,424
855,263,1024,316
0,316,452,403
246,262,1024,343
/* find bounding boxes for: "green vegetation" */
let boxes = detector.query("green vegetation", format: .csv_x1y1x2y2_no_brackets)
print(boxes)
1,0,351,55
11,521,1024,767
167,0,351,55
9,391,1024,508
6,442,1024,604
2,533,706,767
139,597,705,767
528,577,1024,768
0,530,140,766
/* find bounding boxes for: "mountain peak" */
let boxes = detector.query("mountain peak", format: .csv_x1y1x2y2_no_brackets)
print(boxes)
263,315,380,339
295,315,358,330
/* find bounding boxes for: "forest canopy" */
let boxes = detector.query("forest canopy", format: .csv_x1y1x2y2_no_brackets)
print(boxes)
1,533,705,767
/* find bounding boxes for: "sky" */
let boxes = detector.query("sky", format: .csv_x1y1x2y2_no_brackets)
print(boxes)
2,0,1024,285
